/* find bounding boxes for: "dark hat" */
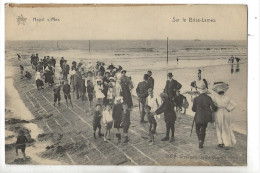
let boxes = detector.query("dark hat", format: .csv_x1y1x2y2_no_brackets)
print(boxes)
117,66,123,70
121,70,127,73
107,64,116,69
105,71,110,75
144,74,149,80
167,73,173,77
147,70,152,74
198,69,202,73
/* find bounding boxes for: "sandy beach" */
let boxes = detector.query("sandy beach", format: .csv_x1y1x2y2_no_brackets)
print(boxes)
5,40,247,165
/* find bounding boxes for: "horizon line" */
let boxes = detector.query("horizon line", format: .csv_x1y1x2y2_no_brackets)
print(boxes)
6,39,247,41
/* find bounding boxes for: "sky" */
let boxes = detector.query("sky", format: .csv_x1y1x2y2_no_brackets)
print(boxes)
5,4,247,40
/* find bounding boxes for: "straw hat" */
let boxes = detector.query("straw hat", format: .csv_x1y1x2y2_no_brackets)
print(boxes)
109,77,115,81
115,96,123,101
212,82,229,93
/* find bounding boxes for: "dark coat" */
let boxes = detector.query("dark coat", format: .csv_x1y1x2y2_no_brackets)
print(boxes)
74,72,82,87
148,76,154,89
121,76,133,108
155,97,176,123
102,76,110,94
136,81,149,104
122,110,131,126
192,93,217,124
112,103,123,128
164,79,182,100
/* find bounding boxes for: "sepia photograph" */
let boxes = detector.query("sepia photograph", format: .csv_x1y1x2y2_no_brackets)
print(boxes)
4,4,248,166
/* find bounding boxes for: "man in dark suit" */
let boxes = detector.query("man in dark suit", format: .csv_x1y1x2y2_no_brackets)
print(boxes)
147,71,154,89
136,74,149,123
192,84,217,148
164,73,182,102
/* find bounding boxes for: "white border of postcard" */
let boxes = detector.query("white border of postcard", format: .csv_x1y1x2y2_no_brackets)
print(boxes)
0,0,259,173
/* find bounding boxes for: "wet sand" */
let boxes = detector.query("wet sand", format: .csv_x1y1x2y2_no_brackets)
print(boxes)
5,70,63,164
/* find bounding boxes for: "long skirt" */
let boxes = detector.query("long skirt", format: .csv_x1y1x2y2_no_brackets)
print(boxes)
214,108,236,147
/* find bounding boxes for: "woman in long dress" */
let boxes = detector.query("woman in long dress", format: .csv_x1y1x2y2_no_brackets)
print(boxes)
212,82,236,149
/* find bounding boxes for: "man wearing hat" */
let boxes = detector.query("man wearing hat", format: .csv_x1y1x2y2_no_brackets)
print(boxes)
147,71,154,89
107,64,116,77
192,84,217,148
136,74,150,123
164,73,182,103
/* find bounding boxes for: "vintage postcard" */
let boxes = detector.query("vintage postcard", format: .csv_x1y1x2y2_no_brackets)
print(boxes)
5,4,247,166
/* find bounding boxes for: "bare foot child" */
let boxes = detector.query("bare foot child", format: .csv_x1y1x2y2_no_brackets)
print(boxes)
92,104,104,139
53,84,61,106
145,105,157,145
102,104,113,141
63,80,73,108
15,130,28,159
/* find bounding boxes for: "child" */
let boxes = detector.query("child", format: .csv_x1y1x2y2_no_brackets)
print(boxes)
121,103,131,143
53,84,61,106
86,80,94,111
173,90,187,117
93,104,104,139
81,77,87,101
20,65,24,79
145,105,157,145
35,69,44,90
94,79,105,105
15,129,28,158
107,77,116,105
63,80,73,108
102,104,113,141
112,97,123,140
24,71,32,79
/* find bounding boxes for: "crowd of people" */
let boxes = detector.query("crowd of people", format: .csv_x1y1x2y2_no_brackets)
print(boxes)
16,53,238,159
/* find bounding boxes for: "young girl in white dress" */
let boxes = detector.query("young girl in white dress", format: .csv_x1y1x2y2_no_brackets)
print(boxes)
94,79,105,105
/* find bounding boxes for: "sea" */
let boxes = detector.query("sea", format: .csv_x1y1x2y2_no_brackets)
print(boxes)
5,40,247,72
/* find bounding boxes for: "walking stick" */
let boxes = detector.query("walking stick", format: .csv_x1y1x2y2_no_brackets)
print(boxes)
190,117,195,136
